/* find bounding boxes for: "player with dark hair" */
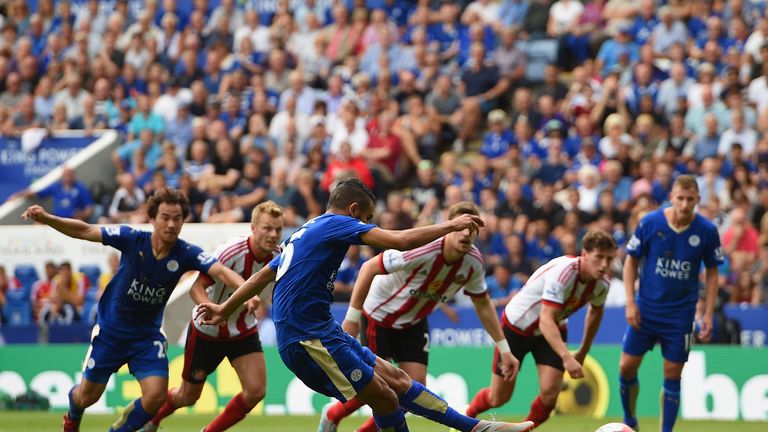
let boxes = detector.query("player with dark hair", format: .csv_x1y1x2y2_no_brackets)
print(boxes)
465,229,617,428
619,175,723,432
22,187,247,432
141,201,285,432
318,201,521,432
197,179,533,432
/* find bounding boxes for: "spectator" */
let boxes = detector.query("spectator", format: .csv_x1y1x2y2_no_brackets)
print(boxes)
104,172,146,224
729,271,762,305
45,261,88,324
486,263,520,307
333,245,369,302
9,166,93,221
0,265,21,324
722,206,760,266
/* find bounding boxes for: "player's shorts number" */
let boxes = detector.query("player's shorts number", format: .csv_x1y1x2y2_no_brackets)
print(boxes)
423,332,430,352
154,340,168,358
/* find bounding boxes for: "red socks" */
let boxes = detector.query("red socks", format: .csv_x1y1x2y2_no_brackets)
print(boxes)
524,395,554,427
327,398,365,424
357,416,377,432
149,389,178,426
206,393,251,432
467,387,492,418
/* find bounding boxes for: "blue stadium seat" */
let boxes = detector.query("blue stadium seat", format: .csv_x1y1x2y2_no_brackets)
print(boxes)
13,264,39,296
79,265,101,288
83,286,101,324
3,300,32,326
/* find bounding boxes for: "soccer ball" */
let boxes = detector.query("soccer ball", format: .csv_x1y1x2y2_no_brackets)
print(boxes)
594,423,635,432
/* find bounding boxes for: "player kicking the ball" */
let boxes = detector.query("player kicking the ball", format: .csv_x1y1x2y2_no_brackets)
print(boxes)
465,229,616,429
196,179,533,432
318,201,522,432
140,201,284,432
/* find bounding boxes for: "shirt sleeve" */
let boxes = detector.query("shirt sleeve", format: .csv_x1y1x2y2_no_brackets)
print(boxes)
269,253,281,271
590,280,609,308
541,265,577,308
380,244,435,274
100,225,136,252
703,225,724,269
187,244,217,274
327,215,377,245
625,217,648,258
462,263,488,297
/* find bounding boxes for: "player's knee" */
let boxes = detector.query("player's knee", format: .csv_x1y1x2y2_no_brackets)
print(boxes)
618,358,639,378
175,390,200,407
241,385,266,408
539,389,559,407
388,367,413,395
359,375,400,413
143,392,168,412
77,389,102,408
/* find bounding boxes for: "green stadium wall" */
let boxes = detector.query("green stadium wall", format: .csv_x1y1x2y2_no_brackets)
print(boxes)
0,345,766,421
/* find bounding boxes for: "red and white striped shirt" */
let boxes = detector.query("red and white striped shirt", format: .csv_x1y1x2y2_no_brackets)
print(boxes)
191,236,276,340
503,255,608,336
363,238,487,329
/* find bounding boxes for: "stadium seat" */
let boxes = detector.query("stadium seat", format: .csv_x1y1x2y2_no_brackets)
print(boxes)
3,300,32,326
13,264,39,296
521,39,558,83
83,286,100,324
79,265,101,288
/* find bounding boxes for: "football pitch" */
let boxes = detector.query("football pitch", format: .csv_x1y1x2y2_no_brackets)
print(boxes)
0,413,764,432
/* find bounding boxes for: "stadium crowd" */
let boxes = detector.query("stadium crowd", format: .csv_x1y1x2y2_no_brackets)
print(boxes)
1,0,768,329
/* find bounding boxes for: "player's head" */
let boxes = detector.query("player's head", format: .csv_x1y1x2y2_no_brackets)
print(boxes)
328,178,376,223
580,229,617,281
250,200,284,255
445,201,481,254
669,174,699,220
147,187,190,244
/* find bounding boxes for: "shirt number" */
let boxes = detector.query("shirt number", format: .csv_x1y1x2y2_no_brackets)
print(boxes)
153,340,167,358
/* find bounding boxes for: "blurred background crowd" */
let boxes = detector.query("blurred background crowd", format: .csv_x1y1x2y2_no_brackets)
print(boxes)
0,0,767,332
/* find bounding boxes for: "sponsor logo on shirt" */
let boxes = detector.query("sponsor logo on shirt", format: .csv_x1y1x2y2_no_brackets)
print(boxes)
197,252,215,265
105,226,120,236
127,279,167,305
654,257,692,280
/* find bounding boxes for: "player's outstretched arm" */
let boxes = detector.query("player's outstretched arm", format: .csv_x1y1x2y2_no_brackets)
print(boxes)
21,204,102,242
540,304,584,379
471,294,520,381
342,255,383,337
361,214,484,251
196,265,275,325
575,304,605,364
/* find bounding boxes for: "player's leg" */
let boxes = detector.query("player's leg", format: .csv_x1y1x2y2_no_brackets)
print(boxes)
374,357,533,432
658,327,693,432
204,351,267,432
110,376,168,432
619,324,655,430
468,326,530,418
353,361,428,432
321,315,394,431
64,327,122,431
143,324,218,431
525,364,563,427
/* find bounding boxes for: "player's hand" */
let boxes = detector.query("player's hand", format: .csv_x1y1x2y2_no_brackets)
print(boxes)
195,303,226,326
499,352,520,382
625,302,641,330
449,214,485,235
698,314,713,342
244,297,261,317
563,354,585,379
21,205,49,222
341,319,360,338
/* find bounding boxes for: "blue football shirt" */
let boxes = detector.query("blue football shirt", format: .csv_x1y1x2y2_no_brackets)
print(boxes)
268,213,376,349
99,226,216,338
626,209,723,326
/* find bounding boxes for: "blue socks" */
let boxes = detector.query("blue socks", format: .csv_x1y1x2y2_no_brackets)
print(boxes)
399,381,480,432
109,398,153,432
373,409,409,432
68,386,84,420
619,376,639,429
661,378,681,432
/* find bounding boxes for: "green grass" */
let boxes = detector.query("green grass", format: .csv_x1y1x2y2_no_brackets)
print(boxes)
0,413,764,432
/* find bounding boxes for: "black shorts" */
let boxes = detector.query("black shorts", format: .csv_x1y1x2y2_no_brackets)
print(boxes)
181,323,263,384
360,315,430,365
492,319,566,375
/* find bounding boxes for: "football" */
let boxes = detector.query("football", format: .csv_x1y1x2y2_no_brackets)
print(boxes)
594,423,635,432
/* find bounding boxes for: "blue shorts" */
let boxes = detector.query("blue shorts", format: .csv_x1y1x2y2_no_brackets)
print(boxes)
622,319,695,363
278,326,377,402
82,325,169,384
